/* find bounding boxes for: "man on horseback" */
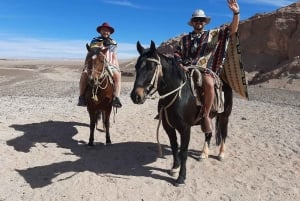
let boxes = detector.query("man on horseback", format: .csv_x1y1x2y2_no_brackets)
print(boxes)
78,22,122,108
174,0,239,134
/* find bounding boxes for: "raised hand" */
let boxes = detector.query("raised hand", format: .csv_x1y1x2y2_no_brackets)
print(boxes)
227,0,239,14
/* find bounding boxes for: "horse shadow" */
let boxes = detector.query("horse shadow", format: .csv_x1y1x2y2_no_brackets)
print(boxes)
6,120,173,188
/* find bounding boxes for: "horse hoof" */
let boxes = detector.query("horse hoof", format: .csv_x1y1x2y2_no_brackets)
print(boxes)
218,154,225,161
88,142,94,147
174,182,185,187
198,153,208,161
169,167,180,177
174,178,185,187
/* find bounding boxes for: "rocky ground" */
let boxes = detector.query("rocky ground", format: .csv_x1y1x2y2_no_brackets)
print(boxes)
0,59,299,201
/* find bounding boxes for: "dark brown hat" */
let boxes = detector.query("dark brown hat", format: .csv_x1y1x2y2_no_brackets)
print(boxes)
96,22,115,34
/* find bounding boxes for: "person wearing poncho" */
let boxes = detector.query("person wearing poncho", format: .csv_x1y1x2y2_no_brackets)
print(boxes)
78,22,122,108
174,0,240,134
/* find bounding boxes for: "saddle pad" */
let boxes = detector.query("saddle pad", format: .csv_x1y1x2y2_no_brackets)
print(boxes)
222,33,249,99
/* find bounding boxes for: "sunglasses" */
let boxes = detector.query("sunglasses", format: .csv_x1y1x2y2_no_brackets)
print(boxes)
192,18,206,23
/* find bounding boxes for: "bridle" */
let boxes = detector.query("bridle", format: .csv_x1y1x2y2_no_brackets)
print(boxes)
142,55,187,128
143,55,186,100
88,50,113,101
141,55,187,157
143,56,163,97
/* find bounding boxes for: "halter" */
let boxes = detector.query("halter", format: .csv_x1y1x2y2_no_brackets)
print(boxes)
144,57,162,97
146,57,186,128
145,56,186,100
89,51,113,101
144,55,187,157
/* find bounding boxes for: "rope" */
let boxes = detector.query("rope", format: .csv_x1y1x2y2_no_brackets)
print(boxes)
158,81,186,99
155,91,180,158
145,56,189,158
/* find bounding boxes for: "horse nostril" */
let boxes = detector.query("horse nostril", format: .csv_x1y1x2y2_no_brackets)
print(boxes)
136,95,141,102
130,88,145,104
130,92,139,103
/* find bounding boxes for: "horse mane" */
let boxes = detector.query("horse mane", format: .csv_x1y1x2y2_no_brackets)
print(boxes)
136,40,186,82
157,51,186,82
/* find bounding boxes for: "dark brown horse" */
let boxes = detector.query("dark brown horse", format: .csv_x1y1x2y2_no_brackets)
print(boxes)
130,41,233,186
84,44,114,146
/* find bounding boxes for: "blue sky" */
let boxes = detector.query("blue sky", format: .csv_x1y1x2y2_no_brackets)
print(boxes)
0,0,296,59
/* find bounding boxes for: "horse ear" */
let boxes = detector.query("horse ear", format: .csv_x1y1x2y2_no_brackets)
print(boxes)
86,43,91,52
136,41,144,55
150,40,156,51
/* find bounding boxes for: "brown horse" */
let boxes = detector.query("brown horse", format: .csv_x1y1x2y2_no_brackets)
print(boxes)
84,44,114,146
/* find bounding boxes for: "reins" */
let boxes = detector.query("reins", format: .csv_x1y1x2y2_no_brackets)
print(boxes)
145,56,187,157
145,57,187,100
90,51,113,102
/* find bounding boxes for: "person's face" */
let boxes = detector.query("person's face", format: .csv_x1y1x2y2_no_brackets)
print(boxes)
100,27,112,38
191,17,206,31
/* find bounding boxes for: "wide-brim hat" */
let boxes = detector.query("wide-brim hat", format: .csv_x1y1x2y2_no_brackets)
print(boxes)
188,9,211,26
96,22,115,34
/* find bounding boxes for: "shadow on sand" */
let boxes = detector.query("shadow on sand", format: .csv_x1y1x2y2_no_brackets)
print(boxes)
7,120,175,188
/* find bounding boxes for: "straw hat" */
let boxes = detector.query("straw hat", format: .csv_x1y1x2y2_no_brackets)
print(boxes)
188,9,211,26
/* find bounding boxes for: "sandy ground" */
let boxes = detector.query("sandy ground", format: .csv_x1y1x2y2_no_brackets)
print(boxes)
0,59,299,201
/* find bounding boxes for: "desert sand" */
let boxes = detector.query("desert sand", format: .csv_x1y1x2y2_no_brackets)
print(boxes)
0,59,299,201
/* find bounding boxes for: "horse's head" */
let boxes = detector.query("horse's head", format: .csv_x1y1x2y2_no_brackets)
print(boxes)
130,40,163,104
85,43,107,81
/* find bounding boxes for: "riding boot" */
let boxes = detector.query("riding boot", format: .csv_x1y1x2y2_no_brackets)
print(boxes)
77,72,88,106
77,95,87,106
112,97,122,108
112,72,122,108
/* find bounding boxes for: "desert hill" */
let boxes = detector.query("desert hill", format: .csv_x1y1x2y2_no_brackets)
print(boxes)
122,2,300,89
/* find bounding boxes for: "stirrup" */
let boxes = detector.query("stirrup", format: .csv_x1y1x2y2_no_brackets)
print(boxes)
112,97,122,108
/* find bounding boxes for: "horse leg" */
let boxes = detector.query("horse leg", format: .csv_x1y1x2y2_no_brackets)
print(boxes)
219,138,226,160
165,127,180,177
215,114,229,161
88,112,98,146
101,112,106,132
96,111,106,132
175,127,191,186
199,132,212,160
103,111,111,145
215,83,232,161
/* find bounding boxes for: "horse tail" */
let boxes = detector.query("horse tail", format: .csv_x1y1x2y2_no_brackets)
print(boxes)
215,82,233,146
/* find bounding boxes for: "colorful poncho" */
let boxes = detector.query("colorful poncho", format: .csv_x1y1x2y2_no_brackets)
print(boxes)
175,27,230,75
175,27,248,99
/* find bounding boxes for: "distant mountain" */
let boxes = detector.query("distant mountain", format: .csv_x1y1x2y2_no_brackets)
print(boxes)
238,2,300,84
121,2,300,85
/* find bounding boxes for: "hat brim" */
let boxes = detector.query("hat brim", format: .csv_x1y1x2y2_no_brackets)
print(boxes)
188,17,211,26
97,26,115,34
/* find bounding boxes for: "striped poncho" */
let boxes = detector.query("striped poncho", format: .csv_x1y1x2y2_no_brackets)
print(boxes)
174,26,230,75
